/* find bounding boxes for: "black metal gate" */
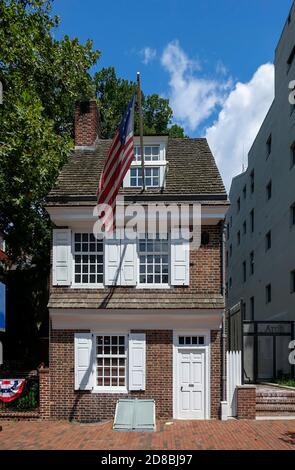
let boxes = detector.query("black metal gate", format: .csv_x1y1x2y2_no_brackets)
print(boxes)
243,321,295,383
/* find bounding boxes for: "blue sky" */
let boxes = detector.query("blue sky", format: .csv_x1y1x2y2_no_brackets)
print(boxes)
52,0,293,188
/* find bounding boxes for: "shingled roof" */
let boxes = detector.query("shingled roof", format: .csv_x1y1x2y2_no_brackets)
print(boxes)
46,137,227,205
48,288,225,310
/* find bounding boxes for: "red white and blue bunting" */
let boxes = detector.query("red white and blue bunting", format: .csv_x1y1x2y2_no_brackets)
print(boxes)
0,379,26,402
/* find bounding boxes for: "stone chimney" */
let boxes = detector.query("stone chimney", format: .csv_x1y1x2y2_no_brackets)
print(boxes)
74,99,99,147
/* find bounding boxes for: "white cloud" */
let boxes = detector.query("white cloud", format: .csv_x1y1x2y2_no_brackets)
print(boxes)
205,63,274,191
160,40,274,191
141,47,157,65
161,40,231,130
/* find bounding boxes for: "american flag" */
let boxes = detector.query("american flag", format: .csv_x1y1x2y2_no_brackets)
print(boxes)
97,95,136,229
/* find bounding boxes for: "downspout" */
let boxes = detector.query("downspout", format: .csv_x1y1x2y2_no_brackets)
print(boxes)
220,221,228,419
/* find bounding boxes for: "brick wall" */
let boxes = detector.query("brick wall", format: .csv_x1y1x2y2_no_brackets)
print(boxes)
188,225,221,293
49,329,173,422
50,225,222,299
210,329,222,419
74,100,99,146
48,328,222,422
39,367,51,419
236,385,256,419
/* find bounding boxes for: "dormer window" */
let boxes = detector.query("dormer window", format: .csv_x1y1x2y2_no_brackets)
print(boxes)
123,138,167,188
134,145,160,161
130,167,160,187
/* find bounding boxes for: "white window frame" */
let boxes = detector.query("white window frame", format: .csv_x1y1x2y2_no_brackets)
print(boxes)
123,143,167,188
71,231,104,288
130,166,161,188
137,234,171,289
92,332,129,394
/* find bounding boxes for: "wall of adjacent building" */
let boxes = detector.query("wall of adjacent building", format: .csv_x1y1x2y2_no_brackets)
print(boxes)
226,2,295,321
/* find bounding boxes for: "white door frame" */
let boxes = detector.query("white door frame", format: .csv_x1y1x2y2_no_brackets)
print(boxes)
173,330,210,420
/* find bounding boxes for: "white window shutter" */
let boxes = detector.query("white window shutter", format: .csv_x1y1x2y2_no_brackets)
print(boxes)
74,333,93,390
170,230,189,286
120,241,137,286
104,237,121,285
129,333,146,391
52,229,72,286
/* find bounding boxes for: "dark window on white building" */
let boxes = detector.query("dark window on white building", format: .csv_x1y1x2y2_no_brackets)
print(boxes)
250,170,255,193
250,251,254,275
266,284,272,304
266,180,272,200
242,261,246,282
265,230,272,251
250,209,254,232
266,134,272,157
250,296,255,320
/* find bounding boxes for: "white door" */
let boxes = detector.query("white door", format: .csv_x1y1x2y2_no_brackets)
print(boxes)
177,348,206,419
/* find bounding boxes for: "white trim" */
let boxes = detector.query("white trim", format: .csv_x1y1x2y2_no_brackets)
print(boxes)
91,331,129,394
71,230,104,288
173,329,211,420
46,204,228,227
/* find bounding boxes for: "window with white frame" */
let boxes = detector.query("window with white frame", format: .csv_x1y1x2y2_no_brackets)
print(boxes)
74,233,103,284
134,145,160,161
138,234,169,285
96,335,127,388
130,167,160,187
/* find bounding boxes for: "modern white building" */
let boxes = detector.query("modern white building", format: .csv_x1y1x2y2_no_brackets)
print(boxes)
226,2,295,381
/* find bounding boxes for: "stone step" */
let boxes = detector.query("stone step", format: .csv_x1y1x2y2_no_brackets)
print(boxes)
256,391,295,398
256,397,295,404
256,403,295,413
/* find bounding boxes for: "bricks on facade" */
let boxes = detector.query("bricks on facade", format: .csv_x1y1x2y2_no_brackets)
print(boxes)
236,386,256,420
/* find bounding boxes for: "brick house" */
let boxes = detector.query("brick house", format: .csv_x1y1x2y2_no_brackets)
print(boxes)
45,100,229,422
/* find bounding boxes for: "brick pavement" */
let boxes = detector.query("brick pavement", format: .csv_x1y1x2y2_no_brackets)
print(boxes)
0,419,295,450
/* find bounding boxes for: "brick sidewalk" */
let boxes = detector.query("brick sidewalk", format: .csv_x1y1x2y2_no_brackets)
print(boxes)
0,419,295,450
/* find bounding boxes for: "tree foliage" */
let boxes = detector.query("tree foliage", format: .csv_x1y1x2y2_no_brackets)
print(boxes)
0,0,100,263
94,67,185,138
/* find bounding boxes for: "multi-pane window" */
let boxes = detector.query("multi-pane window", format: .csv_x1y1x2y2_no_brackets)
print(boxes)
74,233,103,284
134,145,160,162
130,167,160,187
178,336,205,346
139,234,169,285
96,335,127,388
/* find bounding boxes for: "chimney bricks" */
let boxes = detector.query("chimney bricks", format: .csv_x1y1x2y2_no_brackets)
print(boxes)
74,99,99,146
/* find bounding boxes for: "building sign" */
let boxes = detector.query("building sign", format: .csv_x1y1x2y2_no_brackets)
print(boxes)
0,282,5,332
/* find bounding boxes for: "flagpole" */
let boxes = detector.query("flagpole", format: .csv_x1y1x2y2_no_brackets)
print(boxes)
137,72,145,191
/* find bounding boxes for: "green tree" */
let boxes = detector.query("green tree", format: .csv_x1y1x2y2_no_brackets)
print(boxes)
0,0,100,263
94,67,185,138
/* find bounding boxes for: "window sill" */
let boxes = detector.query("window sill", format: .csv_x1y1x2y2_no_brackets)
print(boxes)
92,387,128,394
136,284,170,289
71,284,104,289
